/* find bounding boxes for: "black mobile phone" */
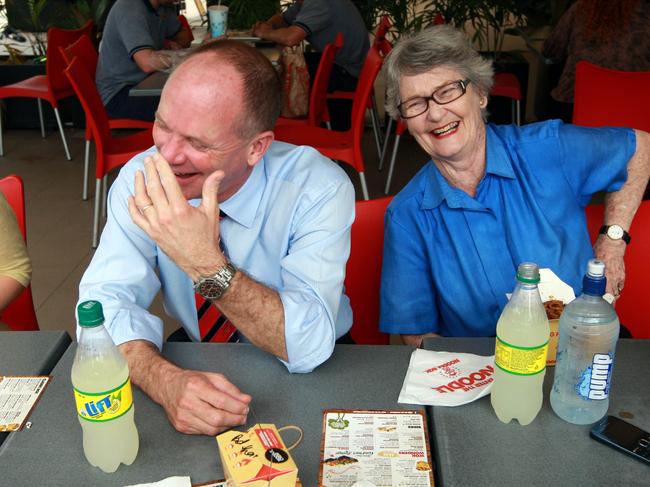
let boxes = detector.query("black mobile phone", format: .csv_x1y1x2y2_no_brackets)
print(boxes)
590,415,650,466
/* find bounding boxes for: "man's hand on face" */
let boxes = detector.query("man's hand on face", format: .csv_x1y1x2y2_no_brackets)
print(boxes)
161,368,251,435
128,152,227,281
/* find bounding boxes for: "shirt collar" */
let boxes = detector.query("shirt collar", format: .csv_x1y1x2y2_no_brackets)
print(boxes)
421,123,515,210
218,158,266,228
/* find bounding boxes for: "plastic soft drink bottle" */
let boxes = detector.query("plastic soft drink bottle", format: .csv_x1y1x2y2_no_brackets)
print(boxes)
71,300,139,473
491,262,550,425
550,259,619,424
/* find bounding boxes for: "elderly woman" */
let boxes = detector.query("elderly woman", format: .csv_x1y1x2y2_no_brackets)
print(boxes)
379,25,650,347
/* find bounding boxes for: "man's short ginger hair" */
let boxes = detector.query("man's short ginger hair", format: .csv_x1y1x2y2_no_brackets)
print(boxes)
186,39,282,139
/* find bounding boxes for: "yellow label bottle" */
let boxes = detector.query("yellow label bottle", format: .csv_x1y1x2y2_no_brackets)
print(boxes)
491,263,550,425
71,301,139,473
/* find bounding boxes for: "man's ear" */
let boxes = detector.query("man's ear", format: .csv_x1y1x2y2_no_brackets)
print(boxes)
246,130,275,167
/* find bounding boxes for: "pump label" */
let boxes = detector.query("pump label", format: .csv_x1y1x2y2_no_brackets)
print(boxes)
576,353,613,400
73,378,133,422
495,337,548,376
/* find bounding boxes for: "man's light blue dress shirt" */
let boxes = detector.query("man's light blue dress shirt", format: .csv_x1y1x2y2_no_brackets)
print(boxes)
79,142,355,373
380,121,635,337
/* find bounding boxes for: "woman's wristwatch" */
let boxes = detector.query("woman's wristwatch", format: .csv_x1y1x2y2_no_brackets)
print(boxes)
599,224,631,244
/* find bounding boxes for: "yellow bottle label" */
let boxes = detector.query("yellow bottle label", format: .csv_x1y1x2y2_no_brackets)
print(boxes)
495,337,549,376
73,378,133,422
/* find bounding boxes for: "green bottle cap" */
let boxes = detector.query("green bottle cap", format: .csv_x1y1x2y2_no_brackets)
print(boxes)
516,262,540,284
77,300,105,328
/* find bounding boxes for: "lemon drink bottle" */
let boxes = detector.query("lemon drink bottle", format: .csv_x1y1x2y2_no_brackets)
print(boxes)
491,262,550,425
71,300,139,473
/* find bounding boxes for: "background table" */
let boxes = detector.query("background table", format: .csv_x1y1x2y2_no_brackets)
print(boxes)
0,343,419,485
424,337,649,487
0,330,71,446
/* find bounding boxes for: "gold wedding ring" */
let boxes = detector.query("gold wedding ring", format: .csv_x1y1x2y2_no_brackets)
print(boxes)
139,204,154,214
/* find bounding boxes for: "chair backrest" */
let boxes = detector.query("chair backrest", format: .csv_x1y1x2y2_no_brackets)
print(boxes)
374,15,391,44
0,175,39,331
574,61,650,132
61,34,99,81
309,32,343,126
345,196,393,344
63,56,112,160
585,200,650,338
351,45,384,160
178,15,194,42
46,20,93,94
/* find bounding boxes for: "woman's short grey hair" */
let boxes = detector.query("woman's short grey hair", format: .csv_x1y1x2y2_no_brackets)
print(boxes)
384,25,494,119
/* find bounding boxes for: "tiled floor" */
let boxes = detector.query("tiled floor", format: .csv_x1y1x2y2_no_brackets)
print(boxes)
0,116,429,339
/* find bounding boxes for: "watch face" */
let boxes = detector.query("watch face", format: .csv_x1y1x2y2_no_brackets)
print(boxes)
198,279,224,300
607,225,624,240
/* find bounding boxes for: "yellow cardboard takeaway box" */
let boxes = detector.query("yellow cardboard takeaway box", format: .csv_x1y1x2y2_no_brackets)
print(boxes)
217,424,299,487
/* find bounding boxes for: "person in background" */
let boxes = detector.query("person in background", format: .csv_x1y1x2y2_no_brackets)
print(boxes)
0,193,31,315
78,40,355,435
542,0,650,122
252,0,370,130
379,25,650,347
96,0,192,121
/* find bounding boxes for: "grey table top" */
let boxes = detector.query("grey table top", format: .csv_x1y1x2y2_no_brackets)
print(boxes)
0,330,71,446
0,343,419,486
424,337,649,487
0,330,71,376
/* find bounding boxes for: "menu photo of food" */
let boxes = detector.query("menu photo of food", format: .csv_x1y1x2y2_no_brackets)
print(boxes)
319,409,434,487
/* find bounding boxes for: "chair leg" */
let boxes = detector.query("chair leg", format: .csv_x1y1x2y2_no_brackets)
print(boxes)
515,100,521,126
53,108,72,161
0,108,4,156
93,178,101,248
359,171,369,201
379,117,394,171
37,99,45,138
102,175,108,219
83,140,90,200
384,133,402,195
369,98,382,159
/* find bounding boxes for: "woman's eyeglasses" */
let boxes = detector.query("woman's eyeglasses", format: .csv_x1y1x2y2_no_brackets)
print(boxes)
398,79,471,119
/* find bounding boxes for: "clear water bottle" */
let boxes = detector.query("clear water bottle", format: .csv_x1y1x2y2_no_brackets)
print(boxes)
491,263,550,425
71,300,139,473
550,259,619,424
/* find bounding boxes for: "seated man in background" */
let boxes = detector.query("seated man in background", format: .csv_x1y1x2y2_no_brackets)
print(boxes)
96,0,192,121
253,0,369,130
78,40,355,436
0,192,31,316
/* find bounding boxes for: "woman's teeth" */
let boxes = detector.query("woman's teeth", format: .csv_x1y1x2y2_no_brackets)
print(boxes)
432,122,459,136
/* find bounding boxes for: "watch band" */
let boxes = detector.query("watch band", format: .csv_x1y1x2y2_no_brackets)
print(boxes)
599,224,631,245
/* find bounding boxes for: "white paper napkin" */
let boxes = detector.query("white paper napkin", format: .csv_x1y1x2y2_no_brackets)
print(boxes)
124,476,192,487
398,349,495,406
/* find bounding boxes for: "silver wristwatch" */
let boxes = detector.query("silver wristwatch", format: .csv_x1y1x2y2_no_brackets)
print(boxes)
193,262,237,300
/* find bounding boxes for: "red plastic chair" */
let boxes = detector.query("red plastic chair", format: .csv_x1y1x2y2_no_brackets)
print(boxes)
0,175,39,331
345,196,393,344
64,57,154,247
274,45,385,200
275,33,343,130
574,61,650,132
61,36,153,201
585,200,650,338
164,15,194,49
0,20,93,161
